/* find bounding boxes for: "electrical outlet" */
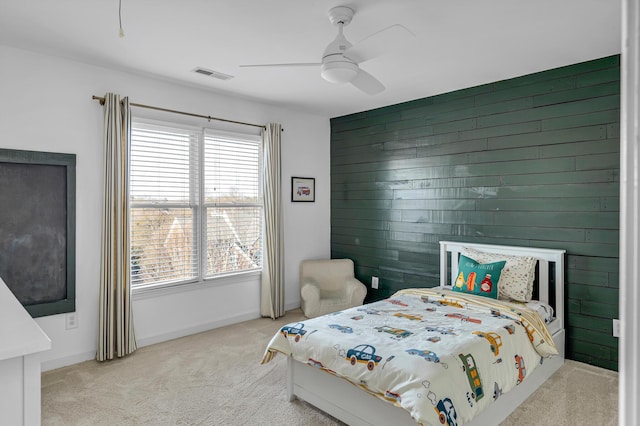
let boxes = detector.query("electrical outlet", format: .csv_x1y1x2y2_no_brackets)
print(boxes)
371,276,379,289
613,319,620,337
66,312,78,330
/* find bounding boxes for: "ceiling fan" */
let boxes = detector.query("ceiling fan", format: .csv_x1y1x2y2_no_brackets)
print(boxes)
239,6,414,95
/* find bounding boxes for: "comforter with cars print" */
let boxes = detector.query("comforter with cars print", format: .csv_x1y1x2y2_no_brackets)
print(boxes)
262,288,558,426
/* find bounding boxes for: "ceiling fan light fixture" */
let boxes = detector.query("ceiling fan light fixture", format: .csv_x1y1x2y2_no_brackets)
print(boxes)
321,61,358,83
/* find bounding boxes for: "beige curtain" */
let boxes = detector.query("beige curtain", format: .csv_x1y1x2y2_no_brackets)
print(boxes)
97,93,137,361
261,123,285,319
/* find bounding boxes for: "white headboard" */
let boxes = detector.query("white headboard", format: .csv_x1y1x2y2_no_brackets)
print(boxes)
439,241,566,331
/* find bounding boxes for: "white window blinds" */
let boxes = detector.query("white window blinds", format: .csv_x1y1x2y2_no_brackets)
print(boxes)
203,130,262,277
129,121,262,289
130,122,200,287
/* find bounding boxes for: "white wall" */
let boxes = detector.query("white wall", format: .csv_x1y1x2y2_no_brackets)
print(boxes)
0,45,331,371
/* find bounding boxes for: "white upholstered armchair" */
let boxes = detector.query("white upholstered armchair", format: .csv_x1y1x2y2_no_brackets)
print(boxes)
300,258,367,318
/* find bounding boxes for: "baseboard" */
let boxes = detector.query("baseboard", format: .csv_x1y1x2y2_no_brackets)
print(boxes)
42,310,263,372
41,350,96,372
285,300,301,312
135,310,260,348
41,305,302,373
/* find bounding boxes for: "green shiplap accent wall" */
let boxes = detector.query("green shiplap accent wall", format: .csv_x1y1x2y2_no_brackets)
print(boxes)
330,55,620,371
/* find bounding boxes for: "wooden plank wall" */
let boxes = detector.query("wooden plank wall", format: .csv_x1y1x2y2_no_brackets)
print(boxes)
330,55,620,370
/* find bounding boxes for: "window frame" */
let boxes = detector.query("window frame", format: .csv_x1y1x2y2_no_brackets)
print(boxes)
129,117,263,296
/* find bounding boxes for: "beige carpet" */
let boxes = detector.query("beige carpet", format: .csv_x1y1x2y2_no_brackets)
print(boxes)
42,310,618,426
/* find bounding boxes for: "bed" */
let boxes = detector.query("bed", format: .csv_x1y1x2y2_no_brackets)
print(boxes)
263,241,566,425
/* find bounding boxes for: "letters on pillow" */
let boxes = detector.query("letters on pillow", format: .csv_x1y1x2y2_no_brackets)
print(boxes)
462,247,537,302
452,254,505,299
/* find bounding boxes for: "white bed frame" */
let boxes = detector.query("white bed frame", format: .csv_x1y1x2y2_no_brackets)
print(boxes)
286,241,566,426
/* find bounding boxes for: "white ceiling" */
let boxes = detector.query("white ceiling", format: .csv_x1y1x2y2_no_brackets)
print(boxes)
0,0,622,118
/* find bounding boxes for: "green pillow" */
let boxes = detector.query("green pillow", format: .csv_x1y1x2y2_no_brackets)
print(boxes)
452,254,506,299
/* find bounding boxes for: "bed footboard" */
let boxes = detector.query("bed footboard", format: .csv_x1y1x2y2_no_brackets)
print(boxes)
287,356,415,426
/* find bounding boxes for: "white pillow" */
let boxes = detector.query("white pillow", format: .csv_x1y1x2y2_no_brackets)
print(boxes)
462,247,537,302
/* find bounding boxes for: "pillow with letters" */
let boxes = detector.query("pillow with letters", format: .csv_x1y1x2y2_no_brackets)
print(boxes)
462,247,537,302
452,254,505,299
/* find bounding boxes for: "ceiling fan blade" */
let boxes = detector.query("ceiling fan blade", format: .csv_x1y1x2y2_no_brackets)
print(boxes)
344,24,415,63
239,62,321,68
350,68,385,95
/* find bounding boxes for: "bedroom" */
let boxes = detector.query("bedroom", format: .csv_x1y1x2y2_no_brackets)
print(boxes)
0,0,637,425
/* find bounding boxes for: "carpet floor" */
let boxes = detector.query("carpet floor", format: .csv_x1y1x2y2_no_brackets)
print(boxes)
41,309,618,425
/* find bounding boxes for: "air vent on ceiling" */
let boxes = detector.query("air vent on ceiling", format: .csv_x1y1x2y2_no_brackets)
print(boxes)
192,67,234,81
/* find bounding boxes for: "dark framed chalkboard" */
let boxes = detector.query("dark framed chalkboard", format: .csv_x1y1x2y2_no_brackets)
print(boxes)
0,148,76,317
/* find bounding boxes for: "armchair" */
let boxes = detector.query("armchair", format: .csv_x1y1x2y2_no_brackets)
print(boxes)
300,258,367,318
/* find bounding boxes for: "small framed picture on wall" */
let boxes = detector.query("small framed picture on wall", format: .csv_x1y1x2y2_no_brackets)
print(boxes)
291,177,315,202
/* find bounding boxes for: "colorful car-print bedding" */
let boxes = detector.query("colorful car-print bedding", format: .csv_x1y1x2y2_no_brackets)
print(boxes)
263,288,558,426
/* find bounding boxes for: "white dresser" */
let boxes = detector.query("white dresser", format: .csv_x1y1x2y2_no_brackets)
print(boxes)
0,277,51,426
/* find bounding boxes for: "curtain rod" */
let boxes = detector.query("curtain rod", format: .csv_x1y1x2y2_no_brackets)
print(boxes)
92,95,266,130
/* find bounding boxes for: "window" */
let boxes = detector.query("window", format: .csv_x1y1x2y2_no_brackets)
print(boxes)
129,120,262,289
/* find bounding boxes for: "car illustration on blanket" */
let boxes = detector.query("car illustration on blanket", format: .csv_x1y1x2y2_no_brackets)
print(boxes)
357,307,383,315
472,331,503,356
434,397,458,426
280,322,307,342
406,349,440,363
394,312,423,321
437,299,464,308
425,325,457,335
516,319,536,342
307,358,337,375
374,325,413,339
384,390,402,404
346,344,383,371
459,353,484,401
328,324,353,333
515,354,527,384
446,313,482,324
